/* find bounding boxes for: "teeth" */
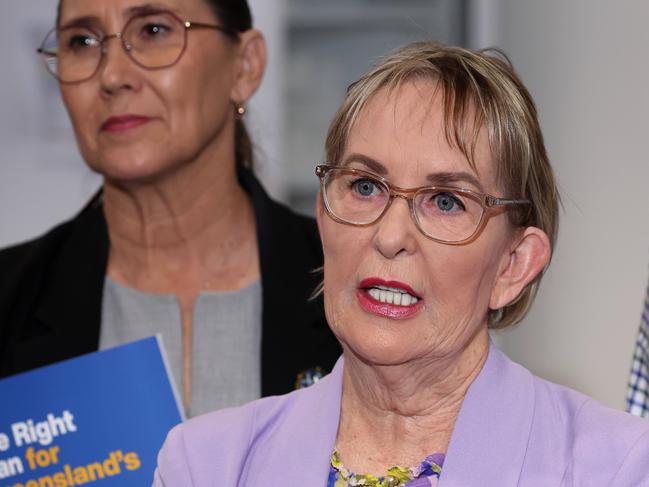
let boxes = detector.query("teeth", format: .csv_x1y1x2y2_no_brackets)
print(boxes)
366,286,419,306
375,285,407,293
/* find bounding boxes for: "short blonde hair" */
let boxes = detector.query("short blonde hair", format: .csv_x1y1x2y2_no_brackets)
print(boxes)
324,41,560,329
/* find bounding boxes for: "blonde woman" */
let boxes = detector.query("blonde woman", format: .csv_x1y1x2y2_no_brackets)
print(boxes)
154,42,649,486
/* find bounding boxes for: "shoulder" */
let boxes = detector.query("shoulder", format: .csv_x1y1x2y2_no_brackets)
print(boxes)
153,389,307,486
569,392,649,484
153,401,259,486
467,349,649,485
0,218,80,373
0,217,75,266
0,201,107,371
0,218,78,302
531,373,648,439
154,358,344,486
530,373,649,484
179,389,298,443
0,203,103,295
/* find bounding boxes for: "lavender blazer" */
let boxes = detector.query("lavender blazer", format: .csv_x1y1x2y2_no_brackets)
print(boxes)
153,345,649,486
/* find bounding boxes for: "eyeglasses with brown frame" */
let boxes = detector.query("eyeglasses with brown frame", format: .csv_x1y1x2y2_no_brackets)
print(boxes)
315,164,531,245
37,9,238,84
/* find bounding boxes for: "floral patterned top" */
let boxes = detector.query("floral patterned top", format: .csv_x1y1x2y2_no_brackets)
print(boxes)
327,450,445,487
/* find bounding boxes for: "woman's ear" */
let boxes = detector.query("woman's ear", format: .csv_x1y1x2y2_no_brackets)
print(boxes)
230,29,267,104
490,226,551,310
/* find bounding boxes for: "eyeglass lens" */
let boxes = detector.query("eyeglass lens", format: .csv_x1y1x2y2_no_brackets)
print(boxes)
41,12,187,82
322,168,486,243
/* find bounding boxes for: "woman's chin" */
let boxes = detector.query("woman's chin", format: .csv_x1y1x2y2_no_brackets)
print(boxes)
342,335,426,367
80,141,178,183
89,159,177,187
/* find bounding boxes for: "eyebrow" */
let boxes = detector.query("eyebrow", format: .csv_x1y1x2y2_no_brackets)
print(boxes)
426,172,485,193
59,3,173,30
126,3,174,16
59,16,100,30
340,154,388,176
340,153,486,192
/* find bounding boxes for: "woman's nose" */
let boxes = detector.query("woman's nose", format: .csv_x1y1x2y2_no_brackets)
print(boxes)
98,37,140,95
372,196,419,260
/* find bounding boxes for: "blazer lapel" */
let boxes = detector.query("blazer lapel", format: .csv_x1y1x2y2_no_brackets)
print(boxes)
243,356,344,486
245,347,534,486
439,344,535,487
28,202,108,368
239,167,339,396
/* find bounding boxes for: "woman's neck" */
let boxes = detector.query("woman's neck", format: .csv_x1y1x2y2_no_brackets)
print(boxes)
103,158,259,296
335,329,489,476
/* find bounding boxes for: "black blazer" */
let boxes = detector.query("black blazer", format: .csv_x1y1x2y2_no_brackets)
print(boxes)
0,169,340,396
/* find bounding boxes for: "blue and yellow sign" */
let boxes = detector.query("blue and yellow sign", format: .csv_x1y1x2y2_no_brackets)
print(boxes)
0,337,182,486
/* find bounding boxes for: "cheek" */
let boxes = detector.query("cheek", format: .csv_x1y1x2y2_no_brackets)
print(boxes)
321,221,366,324
164,64,234,146
60,86,100,157
322,220,364,281
425,241,505,323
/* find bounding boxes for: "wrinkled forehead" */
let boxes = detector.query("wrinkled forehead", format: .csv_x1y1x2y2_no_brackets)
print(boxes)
347,80,502,193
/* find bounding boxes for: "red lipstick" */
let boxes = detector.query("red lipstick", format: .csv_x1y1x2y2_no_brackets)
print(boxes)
101,114,151,133
357,277,423,320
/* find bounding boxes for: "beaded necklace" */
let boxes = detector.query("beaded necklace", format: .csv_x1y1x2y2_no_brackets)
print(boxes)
327,449,445,487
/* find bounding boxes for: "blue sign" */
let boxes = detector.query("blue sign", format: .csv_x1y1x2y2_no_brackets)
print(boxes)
0,337,183,486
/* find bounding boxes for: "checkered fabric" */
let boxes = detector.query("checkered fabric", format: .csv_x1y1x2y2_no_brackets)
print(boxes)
627,282,649,417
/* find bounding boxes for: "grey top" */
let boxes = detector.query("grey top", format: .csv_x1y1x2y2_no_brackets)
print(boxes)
100,276,262,418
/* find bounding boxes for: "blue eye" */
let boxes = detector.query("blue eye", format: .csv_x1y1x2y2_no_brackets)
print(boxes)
352,179,379,197
433,192,465,212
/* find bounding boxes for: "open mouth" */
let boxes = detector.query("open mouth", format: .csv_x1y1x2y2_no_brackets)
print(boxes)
365,284,419,307
357,278,423,319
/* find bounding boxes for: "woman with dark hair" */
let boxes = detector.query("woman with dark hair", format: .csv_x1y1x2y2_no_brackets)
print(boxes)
0,0,339,417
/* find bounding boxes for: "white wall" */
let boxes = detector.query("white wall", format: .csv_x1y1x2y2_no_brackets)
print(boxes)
244,0,287,200
474,0,649,409
0,0,101,248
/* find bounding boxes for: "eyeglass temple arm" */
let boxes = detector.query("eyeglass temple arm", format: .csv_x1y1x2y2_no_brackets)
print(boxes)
184,21,239,37
486,196,531,208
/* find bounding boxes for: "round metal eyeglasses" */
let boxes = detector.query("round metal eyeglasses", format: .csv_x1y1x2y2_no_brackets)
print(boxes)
37,10,238,84
316,164,531,245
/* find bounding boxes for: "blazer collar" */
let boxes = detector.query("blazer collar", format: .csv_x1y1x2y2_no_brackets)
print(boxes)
34,198,108,354
237,167,321,312
249,356,344,485
238,166,317,296
28,168,330,391
439,343,536,486
238,166,334,395
256,344,535,486
31,169,281,354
